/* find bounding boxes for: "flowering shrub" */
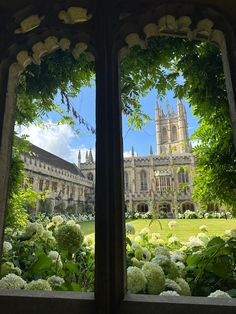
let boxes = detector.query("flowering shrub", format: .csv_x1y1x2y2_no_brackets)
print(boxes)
1,213,235,298
177,210,232,219
1,215,94,292
126,224,236,297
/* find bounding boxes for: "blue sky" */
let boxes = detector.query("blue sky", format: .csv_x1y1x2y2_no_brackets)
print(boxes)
18,85,198,163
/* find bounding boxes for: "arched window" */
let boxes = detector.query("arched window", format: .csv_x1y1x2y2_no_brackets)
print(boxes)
162,127,168,143
171,125,177,141
140,170,147,191
207,203,219,211
137,203,148,213
178,167,189,183
87,172,93,181
159,203,171,213
182,202,195,212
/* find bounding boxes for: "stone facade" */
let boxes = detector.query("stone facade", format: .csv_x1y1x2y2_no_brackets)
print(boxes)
21,144,94,214
22,99,197,216
81,99,196,217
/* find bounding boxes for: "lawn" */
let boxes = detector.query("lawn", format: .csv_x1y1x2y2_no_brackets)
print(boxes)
80,218,236,241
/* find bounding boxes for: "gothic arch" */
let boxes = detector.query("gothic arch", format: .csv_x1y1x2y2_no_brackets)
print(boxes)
181,201,195,212
1,2,236,313
162,127,168,143
140,169,147,191
137,203,148,213
171,125,177,142
178,167,189,183
158,202,172,213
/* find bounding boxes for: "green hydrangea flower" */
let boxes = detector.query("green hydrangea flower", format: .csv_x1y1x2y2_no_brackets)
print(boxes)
165,261,180,279
126,224,135,235
175,278,191,296
164,279,181,294
47,276,65,288
0,274,26,290
208,290,231,298
1,262,21,277
142,262,165,295
55,223,84,254
154,246,171,259
26,279,52,291
160,290,180,296
127,266,147,293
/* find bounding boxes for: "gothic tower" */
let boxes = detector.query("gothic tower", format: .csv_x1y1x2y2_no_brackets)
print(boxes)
155,97,190,155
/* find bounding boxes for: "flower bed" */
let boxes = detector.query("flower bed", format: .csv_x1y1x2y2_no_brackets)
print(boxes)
1,215,236,298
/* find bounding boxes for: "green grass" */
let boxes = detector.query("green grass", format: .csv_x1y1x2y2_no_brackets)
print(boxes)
80,219,236,241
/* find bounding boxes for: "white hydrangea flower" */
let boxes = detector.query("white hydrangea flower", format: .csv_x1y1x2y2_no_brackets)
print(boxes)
168,236,180,245
134,235,144,245
66,219,76,226
168,220,178,230
175,261,186,274
48,251,63,268
142,248,151,261
1,262,22,277
131,257,143,268
224,229,231,236
171,250,186,263
25,222,44,237
140,227,150,235
2,241,12,255
42,230,55,241
48,250,60,261
142,262,165,295
52,215,64,226
199,225,208,232
154,246,170,259
127,266,147,293
131,241,141,250
165,261,180,279
83,235,94,247
164,279,181,294
175,278,191,296
0,274,26,290
160,290,180,296
152,255,170,267
156,239,165,246
26,279,52,291
47,276,65,288
197,232,208,239
126,224,135,235
135,246,144,260
228,229,236,237
208,290,231,298
186,236,204,247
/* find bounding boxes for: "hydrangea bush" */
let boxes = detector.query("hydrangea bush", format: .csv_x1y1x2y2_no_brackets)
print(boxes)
1,215,94,292
1,213,236,298
126,224,236,297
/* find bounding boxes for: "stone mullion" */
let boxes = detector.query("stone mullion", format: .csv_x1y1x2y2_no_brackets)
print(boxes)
95,1,125,313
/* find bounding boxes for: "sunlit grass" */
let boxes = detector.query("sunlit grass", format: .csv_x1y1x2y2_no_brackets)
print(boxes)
80,218,236,241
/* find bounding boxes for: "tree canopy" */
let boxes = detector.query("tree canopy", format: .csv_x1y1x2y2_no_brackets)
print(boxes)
15,36,236,210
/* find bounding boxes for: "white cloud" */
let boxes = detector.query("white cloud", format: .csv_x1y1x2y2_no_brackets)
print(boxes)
16,121,95,164
191,140,199,148
123,150,137,158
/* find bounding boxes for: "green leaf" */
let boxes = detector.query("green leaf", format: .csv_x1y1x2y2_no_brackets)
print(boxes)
30,253,52,272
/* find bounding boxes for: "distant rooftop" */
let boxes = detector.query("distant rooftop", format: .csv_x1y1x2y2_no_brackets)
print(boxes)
23,142,84,177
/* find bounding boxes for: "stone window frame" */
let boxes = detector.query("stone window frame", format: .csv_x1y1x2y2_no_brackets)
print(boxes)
140,170,148,191
0,1,236,314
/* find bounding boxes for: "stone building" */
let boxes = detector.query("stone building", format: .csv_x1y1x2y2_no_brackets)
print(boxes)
81,99,196,217
22,143,94,213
